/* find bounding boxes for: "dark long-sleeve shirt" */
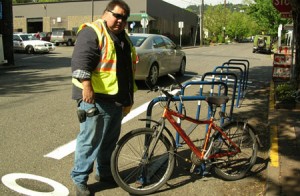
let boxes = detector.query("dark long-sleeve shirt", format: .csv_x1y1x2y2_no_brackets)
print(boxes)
71,25,134,107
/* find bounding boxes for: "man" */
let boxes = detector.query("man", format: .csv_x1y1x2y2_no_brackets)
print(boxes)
70,1,137,195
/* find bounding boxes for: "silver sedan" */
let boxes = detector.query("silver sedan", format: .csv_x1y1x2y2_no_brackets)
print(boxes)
129,33,186,86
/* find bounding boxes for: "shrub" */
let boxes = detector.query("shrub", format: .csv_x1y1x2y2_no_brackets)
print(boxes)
275,82,297,101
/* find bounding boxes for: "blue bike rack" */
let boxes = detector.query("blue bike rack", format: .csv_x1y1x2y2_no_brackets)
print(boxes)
222,61,248,98
213,66,244,107
180,81,228,119
228,59,250,91
201,72,238,118
175,81,229,145
145,95,206,129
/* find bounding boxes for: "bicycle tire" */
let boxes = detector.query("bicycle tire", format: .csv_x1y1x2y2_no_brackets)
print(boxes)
111,128,176,195
212,121,258,181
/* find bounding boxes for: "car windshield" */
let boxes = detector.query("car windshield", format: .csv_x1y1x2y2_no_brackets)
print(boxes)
39,32,46,37
52,31,63,36
19,34,39,41
129,36,147,47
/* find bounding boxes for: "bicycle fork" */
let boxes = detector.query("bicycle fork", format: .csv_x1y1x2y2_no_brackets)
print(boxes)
136,120,168,185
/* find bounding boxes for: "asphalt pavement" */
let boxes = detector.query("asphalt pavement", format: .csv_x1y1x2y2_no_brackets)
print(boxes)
1,44,299,195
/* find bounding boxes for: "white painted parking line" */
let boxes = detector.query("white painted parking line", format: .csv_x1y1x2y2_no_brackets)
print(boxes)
121,101,150,124
44,86,184,160
44,140,76,160
44,101,150,160
22,56,41,60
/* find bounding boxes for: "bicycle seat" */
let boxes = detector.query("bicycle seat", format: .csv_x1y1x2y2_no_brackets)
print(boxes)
206,96,229,106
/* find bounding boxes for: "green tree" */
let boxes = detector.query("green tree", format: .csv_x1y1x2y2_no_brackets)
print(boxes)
204,5,230,43
13,0,33,3
247,0,289,37
226,10,258,41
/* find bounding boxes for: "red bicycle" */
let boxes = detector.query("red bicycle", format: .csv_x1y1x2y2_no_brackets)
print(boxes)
111,75,258,195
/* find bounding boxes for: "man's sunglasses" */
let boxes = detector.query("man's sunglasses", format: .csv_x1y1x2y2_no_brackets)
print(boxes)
108,10,128,21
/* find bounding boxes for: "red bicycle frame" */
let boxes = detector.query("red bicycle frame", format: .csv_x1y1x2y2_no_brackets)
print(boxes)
162,107,241,160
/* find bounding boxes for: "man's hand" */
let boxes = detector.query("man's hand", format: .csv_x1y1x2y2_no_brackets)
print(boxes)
81,80,94,103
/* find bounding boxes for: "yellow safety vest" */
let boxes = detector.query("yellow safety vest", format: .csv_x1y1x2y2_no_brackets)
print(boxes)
72,19,137,95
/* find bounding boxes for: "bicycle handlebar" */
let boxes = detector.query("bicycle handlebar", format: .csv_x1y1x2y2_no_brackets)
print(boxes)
148,74,182,102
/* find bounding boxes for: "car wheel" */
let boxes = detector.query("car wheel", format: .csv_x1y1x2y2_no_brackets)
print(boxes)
147,64,159,86
55,43,59,46
257,39,265,47
176,58,186,76
25,45,34,54
67,39,72,46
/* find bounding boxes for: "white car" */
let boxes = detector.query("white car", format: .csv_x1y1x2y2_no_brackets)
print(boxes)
13,33,55,54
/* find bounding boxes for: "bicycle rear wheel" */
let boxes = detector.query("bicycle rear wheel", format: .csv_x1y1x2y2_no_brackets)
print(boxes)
111,128,175,195
212,121,258,180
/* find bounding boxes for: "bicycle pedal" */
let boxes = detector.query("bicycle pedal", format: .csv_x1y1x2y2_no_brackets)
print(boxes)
189,164,196,173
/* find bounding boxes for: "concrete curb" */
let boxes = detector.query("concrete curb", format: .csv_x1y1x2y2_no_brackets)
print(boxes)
265,80,281,196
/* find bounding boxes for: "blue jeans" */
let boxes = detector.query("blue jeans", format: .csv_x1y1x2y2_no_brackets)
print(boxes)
71,100,122,185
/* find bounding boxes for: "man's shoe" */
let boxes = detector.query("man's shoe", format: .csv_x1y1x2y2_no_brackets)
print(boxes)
75,184,90,196
95,175,117,185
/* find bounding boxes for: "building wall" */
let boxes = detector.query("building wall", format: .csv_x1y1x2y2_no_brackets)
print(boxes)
13,0,198,44
147,0,198,37
13,18,26,32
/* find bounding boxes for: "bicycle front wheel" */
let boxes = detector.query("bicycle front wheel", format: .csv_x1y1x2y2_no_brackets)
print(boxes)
111,128,175,195
212,121,258,180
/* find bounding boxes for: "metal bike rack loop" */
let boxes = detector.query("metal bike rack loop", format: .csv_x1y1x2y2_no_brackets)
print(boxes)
222,62,248,97
228,59,250,90
145,95,206,129
201,72,238,118
175,81,229,145
213,66,244,107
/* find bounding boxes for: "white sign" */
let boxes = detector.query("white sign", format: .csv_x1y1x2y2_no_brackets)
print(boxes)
278,24,283,36
178,21,184,28
141,18,148,28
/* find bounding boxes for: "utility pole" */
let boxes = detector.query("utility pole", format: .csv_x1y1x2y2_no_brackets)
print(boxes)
92,0,94,21
199,0,204,46
0,0,14,66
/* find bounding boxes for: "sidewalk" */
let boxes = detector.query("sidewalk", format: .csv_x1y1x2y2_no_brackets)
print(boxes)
266,81,300,195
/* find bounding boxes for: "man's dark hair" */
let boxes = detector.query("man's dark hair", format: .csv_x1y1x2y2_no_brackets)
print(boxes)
105,0,130,17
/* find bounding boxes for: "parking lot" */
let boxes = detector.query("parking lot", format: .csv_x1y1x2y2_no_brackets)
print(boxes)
1,43,273,195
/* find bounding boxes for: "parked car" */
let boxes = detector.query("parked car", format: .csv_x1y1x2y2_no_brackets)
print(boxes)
50,30,76,46
13,33,55,54
129,33,186,86
34,32,52,42
253,35,272,54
